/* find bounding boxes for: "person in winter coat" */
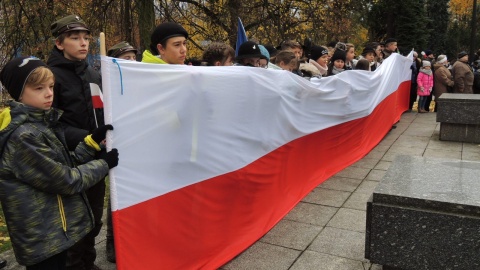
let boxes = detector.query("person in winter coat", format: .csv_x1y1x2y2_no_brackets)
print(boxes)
452,51,474,93
433,55,454,100
417,61,434,113
0,57,119,269
47,14,106,270
327,49,346,76
299,45,329,78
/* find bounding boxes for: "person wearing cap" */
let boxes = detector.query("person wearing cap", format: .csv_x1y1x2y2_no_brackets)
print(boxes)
382,38,398,59
107,41,138,61
0,56,118,269
433,54,454,100
327,49,346,76
142,22,188,65
452,51,474,94
299,45,329,78
234,41,264,67
46,14,106,270
359,46,376,71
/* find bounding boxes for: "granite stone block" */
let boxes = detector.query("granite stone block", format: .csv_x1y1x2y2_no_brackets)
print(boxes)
439,123,480,143
365,155,480,270
437,93,480,143
436,93,480,124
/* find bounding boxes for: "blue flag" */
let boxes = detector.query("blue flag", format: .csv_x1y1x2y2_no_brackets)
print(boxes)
236,17,248,57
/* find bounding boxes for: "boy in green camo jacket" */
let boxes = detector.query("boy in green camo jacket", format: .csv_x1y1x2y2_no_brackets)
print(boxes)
0,57,119,269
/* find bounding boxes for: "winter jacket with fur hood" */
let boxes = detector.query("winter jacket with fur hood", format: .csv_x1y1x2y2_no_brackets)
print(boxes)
0,101,109,266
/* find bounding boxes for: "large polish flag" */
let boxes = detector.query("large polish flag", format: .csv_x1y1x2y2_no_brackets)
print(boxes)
101,52,412,269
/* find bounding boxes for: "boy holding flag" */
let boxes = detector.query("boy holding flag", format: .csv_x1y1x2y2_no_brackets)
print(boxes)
47,14,105,270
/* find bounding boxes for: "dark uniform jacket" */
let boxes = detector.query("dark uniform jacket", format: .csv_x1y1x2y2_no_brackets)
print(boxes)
0,101,109,266
47,47,104,150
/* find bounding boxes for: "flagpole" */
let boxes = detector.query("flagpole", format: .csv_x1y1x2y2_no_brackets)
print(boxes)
100,32,106,56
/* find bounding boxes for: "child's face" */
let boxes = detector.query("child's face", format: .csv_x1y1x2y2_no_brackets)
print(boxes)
259,59,268,69
386,42,397,52
346,48,355,61
55,31,90,61
316,54,329,67
424,66,431,70
158,36,187,64
118,51,136,61
365,52,375,62
287,47,302,60
20,78,54,110
241,57,261,67
334,59,345,69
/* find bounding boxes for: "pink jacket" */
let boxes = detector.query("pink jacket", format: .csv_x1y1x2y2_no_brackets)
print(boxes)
417,71,434,96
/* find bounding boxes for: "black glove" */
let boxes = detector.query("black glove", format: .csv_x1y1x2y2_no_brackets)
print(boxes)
99,148,119,169
91,124,114,144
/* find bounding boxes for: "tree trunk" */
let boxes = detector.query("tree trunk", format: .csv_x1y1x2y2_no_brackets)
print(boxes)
136,0,155,53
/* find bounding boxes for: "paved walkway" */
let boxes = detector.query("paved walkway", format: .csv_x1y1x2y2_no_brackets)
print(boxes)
2,111,479,269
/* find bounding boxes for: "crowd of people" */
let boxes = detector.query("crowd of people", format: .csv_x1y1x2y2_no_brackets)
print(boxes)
0,15,477,269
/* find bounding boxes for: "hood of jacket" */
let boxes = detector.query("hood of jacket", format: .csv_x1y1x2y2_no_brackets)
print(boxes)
141,50,168,64
47,46,88,74
0,101,61,153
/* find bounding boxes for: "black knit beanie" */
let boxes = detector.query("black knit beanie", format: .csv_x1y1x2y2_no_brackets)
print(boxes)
310,46,329,61
331,49,346,63
149,22,188,54
0,57,47,101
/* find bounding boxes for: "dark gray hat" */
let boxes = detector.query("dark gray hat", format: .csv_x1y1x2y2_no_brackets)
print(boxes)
457,51,468,59
108,41,137,58
51,15,89,38
0,57,47,101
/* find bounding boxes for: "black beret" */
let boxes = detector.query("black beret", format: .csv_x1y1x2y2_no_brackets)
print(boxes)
236,41,263,60
108,41,137,58
0,57,47,101
150,22,188,54
51,15,89,38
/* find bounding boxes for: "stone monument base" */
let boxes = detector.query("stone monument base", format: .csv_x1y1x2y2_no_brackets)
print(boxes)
365,155,480,270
